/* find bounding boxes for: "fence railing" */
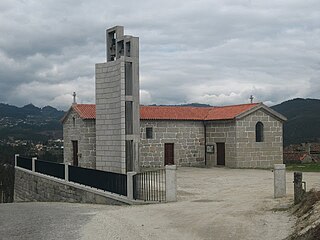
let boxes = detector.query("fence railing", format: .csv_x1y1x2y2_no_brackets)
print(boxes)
16,156,127,197
35,159,65,180
15,155,177,203
133,168,166,202
69,165,127,196
16,156,32,171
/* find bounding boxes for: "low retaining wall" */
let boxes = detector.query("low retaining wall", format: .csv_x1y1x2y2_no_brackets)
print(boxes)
14,167,131,205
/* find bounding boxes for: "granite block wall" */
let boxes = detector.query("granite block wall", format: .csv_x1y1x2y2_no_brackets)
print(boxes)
205,121,237,167
95,60,126,173
63,109,96,169
140,120,205,168
14,168,127,205
235,109,283,168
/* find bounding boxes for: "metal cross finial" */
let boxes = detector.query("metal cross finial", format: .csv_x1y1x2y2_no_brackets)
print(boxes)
250,95,254,103
73,92,76,104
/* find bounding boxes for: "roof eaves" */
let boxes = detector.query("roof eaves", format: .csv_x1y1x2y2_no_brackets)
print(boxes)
60,106,74,124
235,103,287,122
141,118,204,121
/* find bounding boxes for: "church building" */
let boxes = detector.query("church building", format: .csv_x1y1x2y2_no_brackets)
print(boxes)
61,26,286,174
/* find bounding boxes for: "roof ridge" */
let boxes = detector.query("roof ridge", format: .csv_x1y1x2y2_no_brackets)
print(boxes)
212,102,260,108
73,103,260,108
67,102,262,121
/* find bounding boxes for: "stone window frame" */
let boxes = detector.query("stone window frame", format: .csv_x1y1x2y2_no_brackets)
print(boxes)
72,117,76,127
255,121,264,142
146,127,153,139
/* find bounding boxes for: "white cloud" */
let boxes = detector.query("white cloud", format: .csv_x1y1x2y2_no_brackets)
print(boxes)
140,90,152,105
0,0,319,109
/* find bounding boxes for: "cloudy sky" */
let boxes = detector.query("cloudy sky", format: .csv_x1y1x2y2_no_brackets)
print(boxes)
0,0,319,110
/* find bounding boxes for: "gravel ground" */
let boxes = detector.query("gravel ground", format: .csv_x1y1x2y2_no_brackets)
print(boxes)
0,202,117,240
81,168,320,240
1,167,319,240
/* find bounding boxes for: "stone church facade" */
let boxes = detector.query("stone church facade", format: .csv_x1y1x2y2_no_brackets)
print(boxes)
62,103,286,170
62,104,96,169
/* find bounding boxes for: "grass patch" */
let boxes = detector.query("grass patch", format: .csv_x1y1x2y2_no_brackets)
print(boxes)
286,163,320,172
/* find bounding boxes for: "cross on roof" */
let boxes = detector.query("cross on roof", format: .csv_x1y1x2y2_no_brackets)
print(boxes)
73,92,76,104
250,95,254,103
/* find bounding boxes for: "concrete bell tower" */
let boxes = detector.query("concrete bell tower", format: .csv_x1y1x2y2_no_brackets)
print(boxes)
95,26,140,174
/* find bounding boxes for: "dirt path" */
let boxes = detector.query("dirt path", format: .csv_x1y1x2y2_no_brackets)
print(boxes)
81,168,320,240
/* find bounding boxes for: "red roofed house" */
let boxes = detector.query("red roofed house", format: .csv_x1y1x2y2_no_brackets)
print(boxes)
62,102,287,169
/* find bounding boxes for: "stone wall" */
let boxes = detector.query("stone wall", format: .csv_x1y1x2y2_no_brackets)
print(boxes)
14,168,128,205
205,121,237,167
63,108,283,170
140,120,205,168
235,109,283,168
63,109,96,169
95,60,126,173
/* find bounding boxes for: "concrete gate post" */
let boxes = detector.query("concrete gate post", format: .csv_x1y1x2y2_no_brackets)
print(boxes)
165,165,177,202
14,154,19,166
274,164,286,198
64,164,69,181
127,172,137,200
32,157,37,172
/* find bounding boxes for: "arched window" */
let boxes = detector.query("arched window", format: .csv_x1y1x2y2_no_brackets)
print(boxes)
255,122,264,142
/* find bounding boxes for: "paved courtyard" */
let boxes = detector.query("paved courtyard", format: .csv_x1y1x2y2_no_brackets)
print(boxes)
1,167,320,239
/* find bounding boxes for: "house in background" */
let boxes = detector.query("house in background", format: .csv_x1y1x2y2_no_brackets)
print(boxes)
283,143,320,164
62,102,287,170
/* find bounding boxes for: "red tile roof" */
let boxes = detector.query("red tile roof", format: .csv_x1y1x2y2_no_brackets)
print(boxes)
284,152,309,162
140,103,258,120
71,103,259,121
73,104,96,119
311,143,320,153
204,103,258,121
140,106,211,120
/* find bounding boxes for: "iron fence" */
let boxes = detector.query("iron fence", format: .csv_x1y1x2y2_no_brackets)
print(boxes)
69,165,127,196
16,156,32,170
35,159,65,180
16,156,127,197
133,169,166,202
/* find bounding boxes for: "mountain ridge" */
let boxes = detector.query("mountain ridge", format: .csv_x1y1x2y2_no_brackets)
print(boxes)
271,98,320,145
0,103,65,141
0,98,319,145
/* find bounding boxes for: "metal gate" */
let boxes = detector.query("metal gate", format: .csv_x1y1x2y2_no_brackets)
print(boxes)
133,169,166,202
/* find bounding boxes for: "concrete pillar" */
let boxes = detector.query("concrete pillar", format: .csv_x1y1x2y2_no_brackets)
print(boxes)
14,154,19,166
274,164,286,198
127,171,136,200
165,165,177,202
65,164,69,181
32,157,37,172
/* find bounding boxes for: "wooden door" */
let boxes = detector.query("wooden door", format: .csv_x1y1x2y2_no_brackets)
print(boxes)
216,143,225,166
72,140,78,166
164,143,174,165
